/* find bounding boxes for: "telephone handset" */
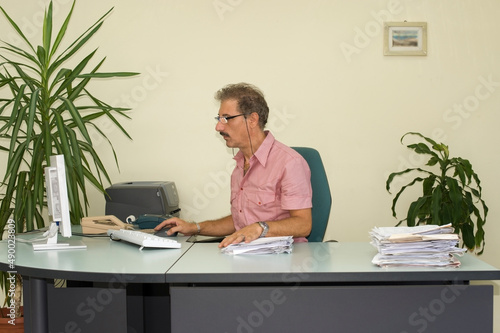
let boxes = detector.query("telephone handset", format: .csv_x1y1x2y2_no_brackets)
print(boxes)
81,215,133,234
133,214,173,229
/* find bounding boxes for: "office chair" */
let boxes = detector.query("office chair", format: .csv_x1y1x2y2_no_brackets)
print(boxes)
292,147,332,242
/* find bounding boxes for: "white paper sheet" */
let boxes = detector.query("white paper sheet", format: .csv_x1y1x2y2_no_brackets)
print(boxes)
221,236,294,255
369,224,464,268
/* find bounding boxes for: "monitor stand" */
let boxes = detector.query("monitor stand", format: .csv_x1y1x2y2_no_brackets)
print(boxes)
32,223,87,251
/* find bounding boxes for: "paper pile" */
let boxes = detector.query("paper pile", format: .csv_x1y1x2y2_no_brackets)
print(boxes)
221,236,294,255
370,224,466,268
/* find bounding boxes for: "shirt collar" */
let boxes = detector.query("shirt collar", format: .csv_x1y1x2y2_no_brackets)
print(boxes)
234,130,274,167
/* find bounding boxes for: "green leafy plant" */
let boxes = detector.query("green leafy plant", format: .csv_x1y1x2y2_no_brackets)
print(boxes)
0,0,138,315
0,1,138,234
386,132,488,254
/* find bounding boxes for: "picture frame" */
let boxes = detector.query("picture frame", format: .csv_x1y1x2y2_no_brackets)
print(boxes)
383,22,427,56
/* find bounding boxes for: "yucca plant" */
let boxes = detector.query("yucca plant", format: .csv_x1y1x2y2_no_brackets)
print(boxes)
0,0,138,315
386,132,488,254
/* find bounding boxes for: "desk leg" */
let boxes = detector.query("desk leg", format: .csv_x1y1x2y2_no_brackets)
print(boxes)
23,276,49,333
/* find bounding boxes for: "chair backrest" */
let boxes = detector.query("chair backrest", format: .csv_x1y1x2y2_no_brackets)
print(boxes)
292,147,332,242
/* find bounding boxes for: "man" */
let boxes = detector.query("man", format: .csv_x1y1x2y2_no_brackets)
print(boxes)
155,83,312,247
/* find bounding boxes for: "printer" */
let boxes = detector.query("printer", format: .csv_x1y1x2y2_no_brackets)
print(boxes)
104,181,180,223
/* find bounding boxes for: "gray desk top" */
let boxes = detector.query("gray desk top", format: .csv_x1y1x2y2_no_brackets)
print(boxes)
165,242,500,283
0,232,191,283
2,235,500,284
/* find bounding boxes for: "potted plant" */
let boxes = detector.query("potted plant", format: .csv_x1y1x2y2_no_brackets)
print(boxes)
386,132,488,254
0,0,138,320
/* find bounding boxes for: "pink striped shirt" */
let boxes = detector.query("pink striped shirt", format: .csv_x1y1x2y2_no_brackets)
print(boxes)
230,131,312,242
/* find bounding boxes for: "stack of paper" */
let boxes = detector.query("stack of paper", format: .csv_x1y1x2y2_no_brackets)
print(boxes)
221,236,293,255
370,224,466,268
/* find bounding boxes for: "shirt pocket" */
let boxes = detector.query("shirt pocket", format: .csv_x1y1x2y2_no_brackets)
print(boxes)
246,190,276,208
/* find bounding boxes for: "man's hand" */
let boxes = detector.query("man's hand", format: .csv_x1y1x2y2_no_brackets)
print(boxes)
154,217,197,236
218,222,263,248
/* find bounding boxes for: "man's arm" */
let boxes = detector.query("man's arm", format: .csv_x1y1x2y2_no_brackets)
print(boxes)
154,215,236,237
266,208,312,237
196,215,236,236
218,208,312,248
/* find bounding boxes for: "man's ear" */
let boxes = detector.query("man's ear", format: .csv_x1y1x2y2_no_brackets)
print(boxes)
247,112,260,128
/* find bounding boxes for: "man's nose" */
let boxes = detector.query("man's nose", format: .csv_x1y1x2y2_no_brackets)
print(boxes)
215,121,224,131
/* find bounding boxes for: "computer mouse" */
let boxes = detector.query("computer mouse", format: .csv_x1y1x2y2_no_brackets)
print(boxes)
154,227,178,238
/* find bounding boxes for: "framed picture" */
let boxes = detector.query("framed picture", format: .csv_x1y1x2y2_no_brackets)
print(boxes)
384,22,427,56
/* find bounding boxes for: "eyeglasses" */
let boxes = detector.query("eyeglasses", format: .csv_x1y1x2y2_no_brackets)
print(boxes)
214,114,245,124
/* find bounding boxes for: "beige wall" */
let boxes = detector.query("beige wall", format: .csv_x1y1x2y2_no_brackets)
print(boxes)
1,0,499,330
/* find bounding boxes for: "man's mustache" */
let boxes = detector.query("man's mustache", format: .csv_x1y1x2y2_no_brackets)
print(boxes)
220,132,229,137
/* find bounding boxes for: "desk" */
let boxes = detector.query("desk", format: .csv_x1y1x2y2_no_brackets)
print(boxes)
167,242,500,332
0,232,192,333
1,237,500,333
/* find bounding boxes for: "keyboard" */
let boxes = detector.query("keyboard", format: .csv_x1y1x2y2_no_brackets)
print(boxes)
107,229,181,250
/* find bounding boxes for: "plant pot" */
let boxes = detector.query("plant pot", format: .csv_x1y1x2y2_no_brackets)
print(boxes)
0,307,23,333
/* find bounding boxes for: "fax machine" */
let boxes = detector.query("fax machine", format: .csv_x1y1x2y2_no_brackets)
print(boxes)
104,181,180,224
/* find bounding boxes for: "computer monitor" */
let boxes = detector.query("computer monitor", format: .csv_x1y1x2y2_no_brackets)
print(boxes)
46,154,72,237
32,154,86,251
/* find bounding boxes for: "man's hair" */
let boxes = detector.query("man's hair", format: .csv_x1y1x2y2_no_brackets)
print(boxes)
215,83,269,129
